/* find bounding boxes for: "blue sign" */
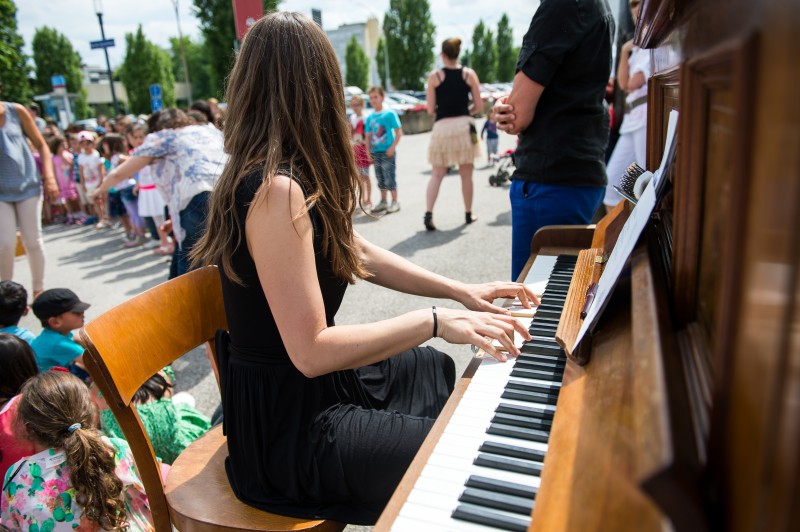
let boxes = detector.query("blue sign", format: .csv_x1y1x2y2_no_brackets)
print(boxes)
50,75,66,89
150,84,163,112
90,38,115,49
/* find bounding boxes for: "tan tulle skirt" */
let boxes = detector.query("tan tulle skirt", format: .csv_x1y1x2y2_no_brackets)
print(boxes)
427,115,481,167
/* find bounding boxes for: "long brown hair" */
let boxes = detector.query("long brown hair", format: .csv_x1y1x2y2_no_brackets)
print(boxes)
191,12,368,285
17,372,129,530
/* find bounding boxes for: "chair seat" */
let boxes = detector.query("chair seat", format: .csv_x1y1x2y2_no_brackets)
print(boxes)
164,425,343,532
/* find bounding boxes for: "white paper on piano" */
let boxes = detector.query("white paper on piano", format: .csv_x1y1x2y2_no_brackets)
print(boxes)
570,111,678,353
571,176,658,352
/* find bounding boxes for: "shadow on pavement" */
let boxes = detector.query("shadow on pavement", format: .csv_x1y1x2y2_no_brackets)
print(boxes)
487,209,512,227
388,225,466,257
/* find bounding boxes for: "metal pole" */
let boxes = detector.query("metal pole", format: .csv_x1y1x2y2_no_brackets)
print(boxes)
383,33,391,89
96,12,120,116
172,0,192,103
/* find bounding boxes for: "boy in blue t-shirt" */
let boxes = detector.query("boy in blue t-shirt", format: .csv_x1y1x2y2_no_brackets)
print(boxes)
30,288,91,381
0,280,36,344
365,86,403,214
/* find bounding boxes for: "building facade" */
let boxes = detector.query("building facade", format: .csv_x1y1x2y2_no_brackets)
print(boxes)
325,17,382,90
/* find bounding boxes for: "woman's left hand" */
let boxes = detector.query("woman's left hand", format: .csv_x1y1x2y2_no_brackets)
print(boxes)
43,179,60,202
457,281,540,313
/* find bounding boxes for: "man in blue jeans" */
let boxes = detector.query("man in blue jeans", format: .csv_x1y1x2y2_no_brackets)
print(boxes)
365,86,403,215
494,0,615,280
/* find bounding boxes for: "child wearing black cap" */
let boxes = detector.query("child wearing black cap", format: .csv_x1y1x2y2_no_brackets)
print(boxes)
30,289,91,378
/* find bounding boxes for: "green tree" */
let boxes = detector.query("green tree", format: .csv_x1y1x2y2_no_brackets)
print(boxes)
383,0,436,90
31,27,90,119
470,20,497,83
119,26,176,115
345,36,369,90
0,0,31,103
192,0,280,99
376,37,387,88
170,36,213,101
461,48,471,68
496,14,515,82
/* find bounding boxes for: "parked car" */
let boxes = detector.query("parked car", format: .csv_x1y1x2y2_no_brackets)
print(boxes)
72,118,98,131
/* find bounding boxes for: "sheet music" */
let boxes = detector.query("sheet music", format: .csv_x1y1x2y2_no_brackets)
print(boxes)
571,111,679,353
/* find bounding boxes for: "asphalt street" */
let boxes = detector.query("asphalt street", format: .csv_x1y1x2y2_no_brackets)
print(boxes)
13,123,517,529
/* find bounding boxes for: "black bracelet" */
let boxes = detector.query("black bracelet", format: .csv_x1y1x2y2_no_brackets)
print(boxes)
432,306,438,338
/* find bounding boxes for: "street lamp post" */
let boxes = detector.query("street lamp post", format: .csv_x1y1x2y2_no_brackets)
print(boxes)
171,0,192,104
93,0,120,116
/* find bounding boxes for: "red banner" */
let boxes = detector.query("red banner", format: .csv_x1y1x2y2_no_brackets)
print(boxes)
232,0,264,41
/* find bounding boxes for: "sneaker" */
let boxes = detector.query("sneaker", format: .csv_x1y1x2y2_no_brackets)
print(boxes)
143,239,161,249
122,236,147,248
371,200,388,214
386,202,400,214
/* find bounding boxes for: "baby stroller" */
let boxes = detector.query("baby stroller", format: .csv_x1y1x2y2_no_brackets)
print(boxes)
489,149,515,186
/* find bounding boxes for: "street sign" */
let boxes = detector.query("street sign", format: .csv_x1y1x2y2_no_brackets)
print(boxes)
51,75,66,96
90,38,115,49
150,84,163,112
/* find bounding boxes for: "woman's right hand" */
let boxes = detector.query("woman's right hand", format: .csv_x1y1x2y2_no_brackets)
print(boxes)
435,307,531,362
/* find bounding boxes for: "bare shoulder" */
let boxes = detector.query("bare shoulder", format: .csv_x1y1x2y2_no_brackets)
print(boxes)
465,67,480,85
249,172,308,222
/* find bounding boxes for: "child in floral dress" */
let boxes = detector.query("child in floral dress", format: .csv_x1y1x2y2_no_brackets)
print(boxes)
0,371,154,531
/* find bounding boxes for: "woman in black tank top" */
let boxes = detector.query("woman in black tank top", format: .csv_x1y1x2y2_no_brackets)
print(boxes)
424,37,484,231
190,13,537,525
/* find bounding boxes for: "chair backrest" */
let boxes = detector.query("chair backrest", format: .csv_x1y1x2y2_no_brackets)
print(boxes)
79,265,227,531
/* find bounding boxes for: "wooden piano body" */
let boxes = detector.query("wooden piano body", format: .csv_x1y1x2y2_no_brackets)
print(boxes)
376,0,800,530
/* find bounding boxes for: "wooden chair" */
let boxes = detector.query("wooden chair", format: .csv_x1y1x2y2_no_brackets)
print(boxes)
79,266,344,532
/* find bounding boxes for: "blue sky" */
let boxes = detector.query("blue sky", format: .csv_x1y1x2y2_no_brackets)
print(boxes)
18,0,544,70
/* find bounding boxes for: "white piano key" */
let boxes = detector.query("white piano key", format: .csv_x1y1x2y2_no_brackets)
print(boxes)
389,255,564,530
396,502,501,532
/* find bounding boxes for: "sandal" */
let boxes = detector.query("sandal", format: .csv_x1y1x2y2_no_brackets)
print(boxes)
424,212,436,231
153,245,174,256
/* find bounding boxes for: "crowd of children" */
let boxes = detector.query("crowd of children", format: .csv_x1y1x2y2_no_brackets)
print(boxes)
0,277,213,530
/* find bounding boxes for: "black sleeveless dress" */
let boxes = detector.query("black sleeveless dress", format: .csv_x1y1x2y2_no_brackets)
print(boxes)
217,170,455,524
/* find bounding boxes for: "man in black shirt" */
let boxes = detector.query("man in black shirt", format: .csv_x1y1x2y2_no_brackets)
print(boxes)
495,0,615,280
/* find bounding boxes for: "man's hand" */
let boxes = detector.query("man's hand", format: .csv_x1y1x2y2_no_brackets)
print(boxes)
493,96,517,133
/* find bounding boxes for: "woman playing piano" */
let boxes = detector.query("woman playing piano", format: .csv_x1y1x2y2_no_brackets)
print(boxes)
190,12,536,525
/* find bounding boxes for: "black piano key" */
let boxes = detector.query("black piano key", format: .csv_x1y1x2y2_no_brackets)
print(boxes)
517,351,564,363
514,358,565,371
520,342,564,357
535,309,563,320
502,388,559,405
530,317,560,326
536,303,564,313
510,367,563,380
496,401,555,420
465,475,538,500
492,412,552,431
458,487,535,516
452,504,530,532
506,379,561,395
479,440,547,462
488,422,550,443
475,453,544,476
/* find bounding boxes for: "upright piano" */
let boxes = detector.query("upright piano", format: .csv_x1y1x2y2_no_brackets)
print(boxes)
376,0,800,530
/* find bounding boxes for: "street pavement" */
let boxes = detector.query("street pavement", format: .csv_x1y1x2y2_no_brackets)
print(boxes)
13,123,517,529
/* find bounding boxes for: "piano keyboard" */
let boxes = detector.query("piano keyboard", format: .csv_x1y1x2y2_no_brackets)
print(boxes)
389,254,577,532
